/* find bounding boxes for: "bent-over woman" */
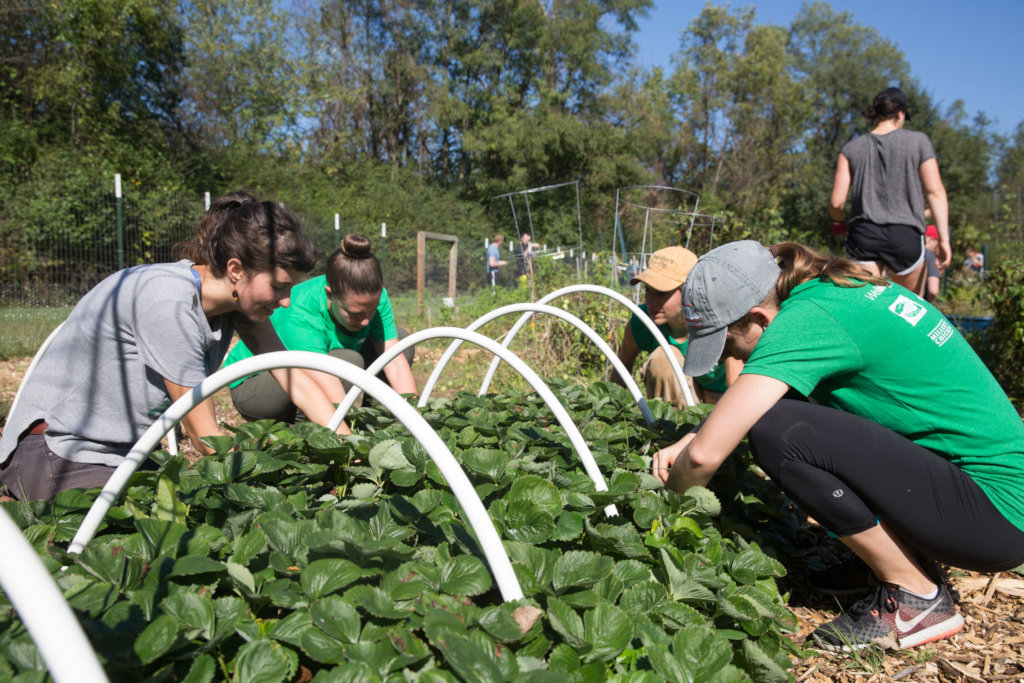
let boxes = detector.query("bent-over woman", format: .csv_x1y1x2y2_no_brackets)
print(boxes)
654,240,1024,652
0,192,345,502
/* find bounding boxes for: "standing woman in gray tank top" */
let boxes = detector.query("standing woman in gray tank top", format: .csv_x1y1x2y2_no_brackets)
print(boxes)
828,87,952,296
0,192,347,502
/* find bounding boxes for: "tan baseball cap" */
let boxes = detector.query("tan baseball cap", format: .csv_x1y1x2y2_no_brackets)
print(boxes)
629,246,699,291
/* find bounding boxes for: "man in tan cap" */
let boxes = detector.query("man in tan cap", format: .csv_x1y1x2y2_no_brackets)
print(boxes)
610,246,737,406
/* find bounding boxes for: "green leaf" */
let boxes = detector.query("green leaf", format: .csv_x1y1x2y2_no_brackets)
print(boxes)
507,475,563,517
552,550,614,594
344,585,412,619
738,638,792,683
545,596,588,651
504,499,555,544
134,614,180,665
182,653,217,683
155,474,188,523
368,439,411,471
582,601,633,663
309,595,362,644
231,528,269,566
162,591,216,639
232,639,298,683
430,628,503,682
169,555,225,577
136,518,187,559
226,561,257,595
729,550,786,584
551,511,584,541
438,555,492,596
684,486,721,516
300,558,364,600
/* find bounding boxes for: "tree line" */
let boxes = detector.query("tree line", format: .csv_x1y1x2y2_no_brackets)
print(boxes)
2,0,1022,258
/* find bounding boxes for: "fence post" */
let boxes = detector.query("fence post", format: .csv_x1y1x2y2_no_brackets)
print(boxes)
204,192,210,211
115,173,124,271
334,213,340,247
381,222,387,282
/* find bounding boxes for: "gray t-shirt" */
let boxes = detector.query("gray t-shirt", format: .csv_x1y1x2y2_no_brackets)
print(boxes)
841,129,936,233
0,260,235,466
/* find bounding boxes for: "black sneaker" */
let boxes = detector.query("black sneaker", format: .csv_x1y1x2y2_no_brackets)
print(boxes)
811,582,964,652
808,556,878,596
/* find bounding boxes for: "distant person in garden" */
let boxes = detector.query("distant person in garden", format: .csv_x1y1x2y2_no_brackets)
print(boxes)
922,224,942,301
610,246,740,406
486,233,507,287
829,86,952,294
963,247,985,280
224,233,416,422
653,241,1024,652
0,192,347,502
513,232,534,281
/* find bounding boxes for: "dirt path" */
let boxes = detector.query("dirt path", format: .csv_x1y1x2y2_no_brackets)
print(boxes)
1,355,1021,679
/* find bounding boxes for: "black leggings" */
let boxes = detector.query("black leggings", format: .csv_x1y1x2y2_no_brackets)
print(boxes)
749,399,1024,572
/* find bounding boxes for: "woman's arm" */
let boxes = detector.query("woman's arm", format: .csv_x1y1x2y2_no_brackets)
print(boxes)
653,373,790,492
164,380,220,456
375,338,417,396
609,323,641,387
238,320,351,435
828,154,851,222
920,158,951,270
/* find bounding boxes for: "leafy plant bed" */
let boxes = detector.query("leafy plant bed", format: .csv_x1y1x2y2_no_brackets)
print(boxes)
0,382,800,681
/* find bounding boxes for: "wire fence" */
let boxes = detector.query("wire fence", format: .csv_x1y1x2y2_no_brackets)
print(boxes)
0,173,592,357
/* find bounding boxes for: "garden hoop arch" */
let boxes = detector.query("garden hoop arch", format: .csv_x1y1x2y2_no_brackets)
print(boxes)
66,352,525,602
412,305,654,425
473,284,694,407
328,326,620,517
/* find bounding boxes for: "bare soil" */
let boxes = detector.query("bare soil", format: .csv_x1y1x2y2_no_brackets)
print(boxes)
1,354,1021,680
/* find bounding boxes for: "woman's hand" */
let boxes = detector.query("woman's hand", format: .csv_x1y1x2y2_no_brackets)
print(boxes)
652,432,696,484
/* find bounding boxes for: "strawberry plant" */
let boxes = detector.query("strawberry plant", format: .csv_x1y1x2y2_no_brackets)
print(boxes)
0,382,799,681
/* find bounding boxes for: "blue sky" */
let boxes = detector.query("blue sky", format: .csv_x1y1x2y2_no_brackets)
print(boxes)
629,1,1023,137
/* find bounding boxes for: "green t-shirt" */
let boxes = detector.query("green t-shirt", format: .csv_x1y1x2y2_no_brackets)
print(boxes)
743,278,1024,533
222,275,398,386
629,304,727,392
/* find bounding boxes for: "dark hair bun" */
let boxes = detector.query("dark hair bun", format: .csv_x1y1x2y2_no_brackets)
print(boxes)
339,234,373,259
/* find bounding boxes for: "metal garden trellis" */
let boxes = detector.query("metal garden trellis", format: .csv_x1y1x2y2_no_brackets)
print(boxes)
493,180,586,294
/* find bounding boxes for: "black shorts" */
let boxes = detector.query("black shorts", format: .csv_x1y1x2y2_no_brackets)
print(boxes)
846,222,924,276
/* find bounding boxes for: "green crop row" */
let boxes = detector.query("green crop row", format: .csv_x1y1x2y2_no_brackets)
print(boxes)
0,382,800,681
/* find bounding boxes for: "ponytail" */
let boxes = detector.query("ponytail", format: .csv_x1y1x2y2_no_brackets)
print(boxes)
771,242,888,303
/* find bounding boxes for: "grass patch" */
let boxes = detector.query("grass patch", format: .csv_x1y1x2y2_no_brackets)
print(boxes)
0,306,72,359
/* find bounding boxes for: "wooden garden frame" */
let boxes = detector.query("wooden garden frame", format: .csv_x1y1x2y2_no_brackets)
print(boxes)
416,231,458,315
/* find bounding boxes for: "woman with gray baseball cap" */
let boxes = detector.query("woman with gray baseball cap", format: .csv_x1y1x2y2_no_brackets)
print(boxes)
654,240,1024,653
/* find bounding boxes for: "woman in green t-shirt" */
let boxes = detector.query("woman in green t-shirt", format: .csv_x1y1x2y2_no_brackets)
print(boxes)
653,240,1024,653
224,234,416,424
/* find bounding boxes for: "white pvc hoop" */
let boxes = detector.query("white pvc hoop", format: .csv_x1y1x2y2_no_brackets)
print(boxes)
66,352,524,602
474,285,694,406
328,328,618,517
0,507,109,682
412,305,653,425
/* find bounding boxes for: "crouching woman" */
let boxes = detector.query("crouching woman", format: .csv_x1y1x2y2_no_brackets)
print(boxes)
654,240,1024,651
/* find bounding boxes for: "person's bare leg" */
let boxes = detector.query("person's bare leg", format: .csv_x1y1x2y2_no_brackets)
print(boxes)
892,263,925,295
840,522,936,594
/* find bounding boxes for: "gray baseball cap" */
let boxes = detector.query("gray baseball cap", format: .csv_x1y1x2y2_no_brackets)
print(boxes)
681,240,780,377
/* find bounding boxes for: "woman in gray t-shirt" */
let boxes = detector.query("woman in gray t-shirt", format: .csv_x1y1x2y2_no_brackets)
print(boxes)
0,192,346,502
828,87,952,296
